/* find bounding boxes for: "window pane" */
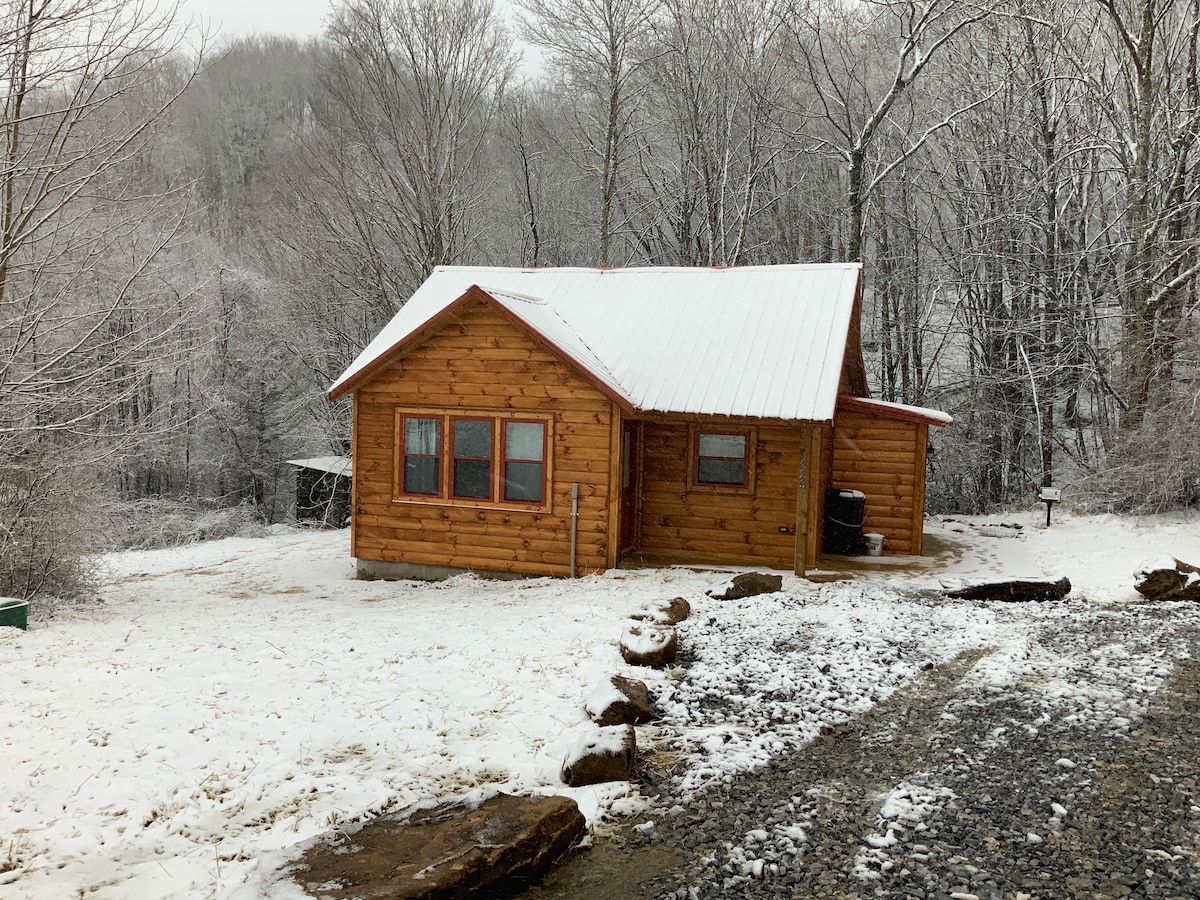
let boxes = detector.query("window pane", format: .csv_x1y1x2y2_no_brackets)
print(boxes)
404,456,440,494
454,458,491,499
698,458,745,485
698,433,745,458
504,461,543,502
405,418,440,455
454,419,491,458
505,421,545,461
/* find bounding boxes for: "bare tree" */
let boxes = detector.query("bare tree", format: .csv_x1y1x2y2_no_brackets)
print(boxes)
780,0,995,262
519,0,660,264
318,0,516,291
1074,0,1200,428
0,0,203,598
628,0,790,265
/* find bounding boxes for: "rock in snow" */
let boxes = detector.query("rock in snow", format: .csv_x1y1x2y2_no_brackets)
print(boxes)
561,724,637,787
631,596,692,625
1133,556,1200,601
940,576,1072,603
290,793,586,899
706,572,784,600
619,623,678,668
585,674,656,727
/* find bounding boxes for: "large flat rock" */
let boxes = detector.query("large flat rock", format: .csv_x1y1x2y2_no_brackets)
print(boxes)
289,793,586,899
1134,556,1200,601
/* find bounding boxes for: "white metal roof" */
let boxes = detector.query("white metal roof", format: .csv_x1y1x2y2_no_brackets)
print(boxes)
287,456,353,477
330,264,863,421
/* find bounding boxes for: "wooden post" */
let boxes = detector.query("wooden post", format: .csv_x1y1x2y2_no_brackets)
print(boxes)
350,392,360,560
794,425,811,576
910,423,928,556
605,405,622,570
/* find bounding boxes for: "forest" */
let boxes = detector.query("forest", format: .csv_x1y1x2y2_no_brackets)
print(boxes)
2,0,1198,599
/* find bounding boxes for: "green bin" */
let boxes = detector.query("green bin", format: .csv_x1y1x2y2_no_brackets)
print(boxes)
0,598,29,630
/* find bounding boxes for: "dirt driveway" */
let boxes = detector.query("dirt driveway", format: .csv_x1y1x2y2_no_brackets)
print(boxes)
528,601,1200,899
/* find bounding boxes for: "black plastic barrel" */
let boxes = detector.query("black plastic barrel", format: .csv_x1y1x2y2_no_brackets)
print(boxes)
823,489,866,555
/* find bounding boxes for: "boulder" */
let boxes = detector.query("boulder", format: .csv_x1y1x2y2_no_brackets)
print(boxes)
585,674,655,727
561,724,636,787
706,572,783,600
631,596,691,625
941,576,1072,603
619,623,678,668
290,793,586,900
1133,556,1200,601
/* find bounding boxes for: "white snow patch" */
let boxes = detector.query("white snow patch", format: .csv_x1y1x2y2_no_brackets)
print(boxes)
583,678,626,721
562,724,632,770
619,623,673,656
854,778,956,881
4,512,1200,897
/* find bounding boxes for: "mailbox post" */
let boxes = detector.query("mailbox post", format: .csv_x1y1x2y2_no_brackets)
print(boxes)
1039,486,1061,526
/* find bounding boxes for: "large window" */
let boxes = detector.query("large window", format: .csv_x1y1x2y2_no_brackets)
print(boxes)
395,410,551,509
690,428,754,490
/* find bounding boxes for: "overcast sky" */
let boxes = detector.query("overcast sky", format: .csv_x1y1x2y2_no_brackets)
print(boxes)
179,0,543,76
180,0,332,40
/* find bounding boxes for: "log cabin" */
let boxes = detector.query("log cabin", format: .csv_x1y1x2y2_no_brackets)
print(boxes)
328,265,951,579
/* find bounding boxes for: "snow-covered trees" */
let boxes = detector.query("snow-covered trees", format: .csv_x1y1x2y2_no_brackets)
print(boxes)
0,0,203,597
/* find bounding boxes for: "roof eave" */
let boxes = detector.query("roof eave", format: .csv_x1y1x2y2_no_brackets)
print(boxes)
837,394,954,427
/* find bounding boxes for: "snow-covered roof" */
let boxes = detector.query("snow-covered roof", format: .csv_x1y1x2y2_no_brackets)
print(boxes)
837,395,954,427
329,264,864,421
287,456,352,477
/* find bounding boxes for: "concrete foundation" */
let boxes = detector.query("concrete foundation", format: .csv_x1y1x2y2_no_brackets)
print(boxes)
354,558,529,582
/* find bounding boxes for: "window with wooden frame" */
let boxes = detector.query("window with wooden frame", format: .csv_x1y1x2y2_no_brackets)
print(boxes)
502,419,547,504
393,409,552,510
451,417,493,500
400,415,442,496
689,427,755,491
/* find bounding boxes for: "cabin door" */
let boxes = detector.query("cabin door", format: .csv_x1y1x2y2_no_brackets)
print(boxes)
619,421,640,552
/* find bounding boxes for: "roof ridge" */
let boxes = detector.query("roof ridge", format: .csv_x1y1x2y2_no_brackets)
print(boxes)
476,284,547,305
433,262,862,275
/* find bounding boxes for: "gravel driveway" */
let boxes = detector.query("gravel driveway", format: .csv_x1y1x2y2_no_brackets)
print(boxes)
528,598,1200,900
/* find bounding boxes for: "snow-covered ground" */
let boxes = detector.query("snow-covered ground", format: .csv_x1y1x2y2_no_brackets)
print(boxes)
0,509,1196,898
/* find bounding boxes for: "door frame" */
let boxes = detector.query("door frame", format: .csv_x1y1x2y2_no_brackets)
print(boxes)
618,419,642,554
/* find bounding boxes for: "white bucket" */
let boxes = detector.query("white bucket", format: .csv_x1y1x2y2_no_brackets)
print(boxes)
864,533,885,557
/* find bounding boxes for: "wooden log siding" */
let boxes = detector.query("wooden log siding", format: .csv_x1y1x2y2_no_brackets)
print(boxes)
829,411,928,555
638,421,807,569
351,302,616,577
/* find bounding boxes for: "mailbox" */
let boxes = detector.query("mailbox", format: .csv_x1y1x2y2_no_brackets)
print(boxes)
1039,485,1061,525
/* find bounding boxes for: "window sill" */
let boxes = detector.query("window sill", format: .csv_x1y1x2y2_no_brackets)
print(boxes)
391,496,553,515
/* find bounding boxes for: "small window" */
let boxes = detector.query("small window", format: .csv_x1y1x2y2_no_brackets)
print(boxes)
451,418,493,500
503,420,546,503
695,431,749,487
402,416,441,495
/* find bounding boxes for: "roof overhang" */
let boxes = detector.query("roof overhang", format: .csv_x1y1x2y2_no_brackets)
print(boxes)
837,394,953,427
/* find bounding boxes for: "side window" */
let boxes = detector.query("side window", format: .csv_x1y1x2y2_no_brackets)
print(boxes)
402,416,441,495
451,418,493,500
695,431,749,487
503,420,546,503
